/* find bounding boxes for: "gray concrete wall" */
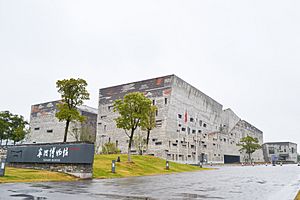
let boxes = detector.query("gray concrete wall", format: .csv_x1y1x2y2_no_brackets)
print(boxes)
96,75,173,155
95,75,265,164
26,101,97,144
263,142,297,163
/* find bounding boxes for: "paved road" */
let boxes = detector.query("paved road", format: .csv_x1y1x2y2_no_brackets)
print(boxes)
0,164,299,200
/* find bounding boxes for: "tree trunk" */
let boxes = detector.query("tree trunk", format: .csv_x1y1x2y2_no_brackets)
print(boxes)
127,129,135,162
146,129,150,150
63,120,70,143
248,152,252,164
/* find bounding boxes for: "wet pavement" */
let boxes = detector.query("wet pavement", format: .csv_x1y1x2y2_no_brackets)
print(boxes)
0,164,299,200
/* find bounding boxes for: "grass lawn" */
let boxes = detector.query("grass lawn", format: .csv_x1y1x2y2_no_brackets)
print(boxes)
0,154,208,183
93,154,209,179
0,167,77,183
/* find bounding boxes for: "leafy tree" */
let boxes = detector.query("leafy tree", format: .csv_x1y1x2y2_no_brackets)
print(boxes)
141,105,157,150
102,142,120,154
237,136,261,163
0,111,11,145
10,114,29,145
133,133,146,155
55,78,90,142
0,111,28,145
113,92,152,162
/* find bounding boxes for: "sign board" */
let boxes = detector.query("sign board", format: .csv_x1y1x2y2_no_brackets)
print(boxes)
6,143,94,164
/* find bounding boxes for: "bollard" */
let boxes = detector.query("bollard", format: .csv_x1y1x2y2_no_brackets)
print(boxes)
117,156,120,162
111,160,116,173
166,160,169,170
0,159,6,177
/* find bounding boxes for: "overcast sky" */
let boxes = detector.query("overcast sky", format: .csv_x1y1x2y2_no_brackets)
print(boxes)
0,0,299,150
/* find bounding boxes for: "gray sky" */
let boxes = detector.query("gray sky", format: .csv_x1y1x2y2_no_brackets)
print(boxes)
0,0,299,150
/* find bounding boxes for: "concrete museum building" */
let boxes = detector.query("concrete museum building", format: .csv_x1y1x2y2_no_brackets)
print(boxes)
96,75,264,164
26,100,98,144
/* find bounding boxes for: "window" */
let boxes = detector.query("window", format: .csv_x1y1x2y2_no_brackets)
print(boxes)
155,141,162,145
100,115,107,119
152,100,155,105
156,110,158,116
108,105,114,111
269,147,275,154
178,114,182,119
152,138,158,142
190,118,194,122
292,147,295,153
199,120,203,126
164,98,168,105
104,125,107,131
198,130,202,133
192,129,196,134
156,120,162,127
116,140,118,147
46,129,53,133
203,123,207,128
108,137,111,143
181,127,186,132
34,127,40,131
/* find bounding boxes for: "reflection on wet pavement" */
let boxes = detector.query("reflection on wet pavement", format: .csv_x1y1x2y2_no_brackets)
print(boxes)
0,165,299,200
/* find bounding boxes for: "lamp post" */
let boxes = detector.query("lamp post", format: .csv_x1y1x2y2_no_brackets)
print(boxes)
111,160,116,173
166,160,169,170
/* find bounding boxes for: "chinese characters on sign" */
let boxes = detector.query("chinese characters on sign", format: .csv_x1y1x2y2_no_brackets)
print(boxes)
7,143,94,164
37,147,69,162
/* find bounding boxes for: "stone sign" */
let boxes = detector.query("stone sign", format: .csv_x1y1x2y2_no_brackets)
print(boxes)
6,143,94,164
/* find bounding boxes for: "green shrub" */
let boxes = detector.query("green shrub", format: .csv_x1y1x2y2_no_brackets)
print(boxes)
101,142,120,154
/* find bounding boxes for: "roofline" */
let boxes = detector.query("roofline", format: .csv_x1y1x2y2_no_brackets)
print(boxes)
264,142,297,145
31,100,61,107
241,120,263,133
99,74,175,91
